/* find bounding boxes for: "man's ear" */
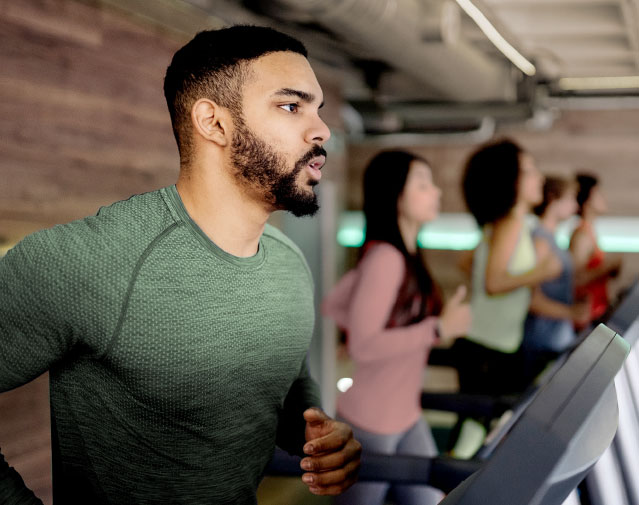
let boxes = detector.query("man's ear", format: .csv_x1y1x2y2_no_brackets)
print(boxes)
191,98,231,147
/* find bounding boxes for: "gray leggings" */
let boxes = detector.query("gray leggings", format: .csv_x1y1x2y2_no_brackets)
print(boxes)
335,417,444,505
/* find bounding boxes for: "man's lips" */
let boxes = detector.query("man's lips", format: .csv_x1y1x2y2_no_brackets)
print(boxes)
307,155,326,171
305,155,325,182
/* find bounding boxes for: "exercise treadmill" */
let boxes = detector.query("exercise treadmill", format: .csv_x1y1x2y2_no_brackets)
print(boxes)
440,323,629,505
267,324,629,505
586,279,639,505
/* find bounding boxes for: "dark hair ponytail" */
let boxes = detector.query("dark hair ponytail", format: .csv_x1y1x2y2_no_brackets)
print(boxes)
575,173,598,216
362,150,443,324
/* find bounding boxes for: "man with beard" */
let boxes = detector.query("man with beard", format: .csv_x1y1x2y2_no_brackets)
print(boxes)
0,26,360,505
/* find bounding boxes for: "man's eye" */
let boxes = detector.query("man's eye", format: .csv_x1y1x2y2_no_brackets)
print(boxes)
280,103,299,113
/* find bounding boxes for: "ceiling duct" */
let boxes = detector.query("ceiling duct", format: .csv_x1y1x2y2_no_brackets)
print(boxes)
421,0,462,44
261,0,517,102
349,99,534,135
352,116,497,146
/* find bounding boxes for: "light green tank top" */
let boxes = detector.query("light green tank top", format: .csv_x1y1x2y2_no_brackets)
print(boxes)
467,221,536,353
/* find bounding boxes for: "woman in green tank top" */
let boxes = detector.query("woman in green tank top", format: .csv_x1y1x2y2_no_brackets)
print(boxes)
455,139,562,396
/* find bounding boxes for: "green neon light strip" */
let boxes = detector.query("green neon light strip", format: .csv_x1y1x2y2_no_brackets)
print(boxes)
337,212,639,253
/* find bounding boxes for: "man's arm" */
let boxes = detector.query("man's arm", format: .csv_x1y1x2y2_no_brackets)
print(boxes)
0,237,74,504
275,358,321,457
275,358,361,496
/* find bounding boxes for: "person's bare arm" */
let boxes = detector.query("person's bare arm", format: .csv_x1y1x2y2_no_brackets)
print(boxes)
570,229,622,287
529,287,590,325
529,287,572,320
484,218,561,295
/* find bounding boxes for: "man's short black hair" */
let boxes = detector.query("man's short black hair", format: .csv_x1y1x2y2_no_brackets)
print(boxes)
163,25,307,164
462,138,524,226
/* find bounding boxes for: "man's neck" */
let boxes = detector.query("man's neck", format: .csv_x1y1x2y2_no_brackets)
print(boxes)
175,160,270,258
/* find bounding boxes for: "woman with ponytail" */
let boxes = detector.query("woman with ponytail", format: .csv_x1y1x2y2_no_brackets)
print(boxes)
323,150,471,505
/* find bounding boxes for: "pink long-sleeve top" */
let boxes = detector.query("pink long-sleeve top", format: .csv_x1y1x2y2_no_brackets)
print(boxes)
322,242,439,435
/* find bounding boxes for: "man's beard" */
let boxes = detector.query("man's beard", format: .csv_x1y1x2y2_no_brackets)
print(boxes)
230,117,325,217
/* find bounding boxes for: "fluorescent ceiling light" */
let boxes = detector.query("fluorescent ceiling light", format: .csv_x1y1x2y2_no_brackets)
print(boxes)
558,76,639,91
454,0,536,76
337,212,639,253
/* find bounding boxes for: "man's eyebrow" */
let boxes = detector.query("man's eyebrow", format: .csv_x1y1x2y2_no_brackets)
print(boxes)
272,88,324,108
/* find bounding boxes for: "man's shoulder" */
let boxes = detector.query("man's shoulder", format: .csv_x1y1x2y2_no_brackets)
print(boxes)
262,223,305,259
261,224,313,281
92,187,170,223
17,188,174,263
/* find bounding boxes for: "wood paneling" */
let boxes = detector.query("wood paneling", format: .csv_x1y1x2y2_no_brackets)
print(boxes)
0,0,182,243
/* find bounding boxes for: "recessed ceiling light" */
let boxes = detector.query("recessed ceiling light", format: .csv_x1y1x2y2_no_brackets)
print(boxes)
558,76,639,91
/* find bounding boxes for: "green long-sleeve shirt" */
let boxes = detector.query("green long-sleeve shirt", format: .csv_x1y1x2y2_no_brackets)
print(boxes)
0,185,320,504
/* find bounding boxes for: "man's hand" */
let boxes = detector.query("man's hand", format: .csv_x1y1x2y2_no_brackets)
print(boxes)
299,407,361,495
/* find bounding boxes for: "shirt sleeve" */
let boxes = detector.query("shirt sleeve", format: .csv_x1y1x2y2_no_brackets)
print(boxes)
343,243,438,364
275,358,321,457
0,236,73,504
0,236,76,392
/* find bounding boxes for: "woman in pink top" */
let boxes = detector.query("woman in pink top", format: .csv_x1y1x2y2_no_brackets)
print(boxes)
323,150,471,505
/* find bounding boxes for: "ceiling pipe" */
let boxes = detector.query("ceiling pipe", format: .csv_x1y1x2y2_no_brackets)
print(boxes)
262,0,517,101
351,116,497,145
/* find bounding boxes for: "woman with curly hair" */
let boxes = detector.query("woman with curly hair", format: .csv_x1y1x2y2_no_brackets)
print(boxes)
456,139,561,395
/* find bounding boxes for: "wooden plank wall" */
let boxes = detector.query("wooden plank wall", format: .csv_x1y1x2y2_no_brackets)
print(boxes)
0,0,183,244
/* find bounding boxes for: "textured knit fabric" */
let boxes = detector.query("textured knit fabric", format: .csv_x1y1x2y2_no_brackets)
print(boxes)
524,226,576,353
0,185,320,505
573,220,609,321
322,243,438,435
467,221,536,353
